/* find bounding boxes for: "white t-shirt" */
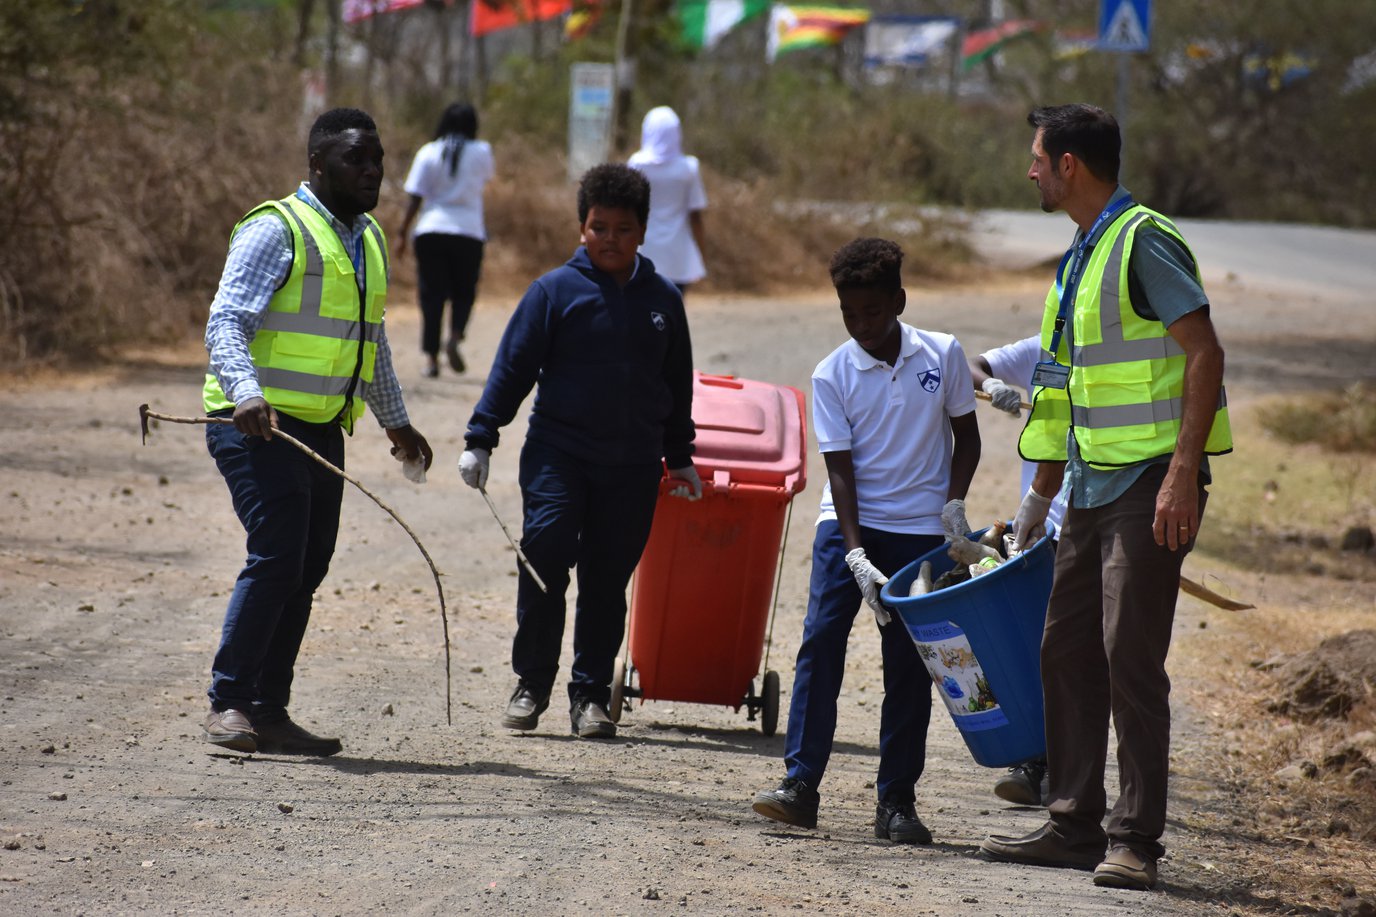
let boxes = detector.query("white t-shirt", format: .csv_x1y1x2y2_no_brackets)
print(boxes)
814,323,977,535
402,137,494,241
981,335,1068,534
627,154,708,285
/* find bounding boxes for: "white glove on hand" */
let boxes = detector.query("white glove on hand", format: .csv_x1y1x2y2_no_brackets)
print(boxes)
458,448,490,490
981,377,1024,416
393,448,427,484
941,499,971,544
1011,487,1053,552
844,547,891,627
667,464,703,500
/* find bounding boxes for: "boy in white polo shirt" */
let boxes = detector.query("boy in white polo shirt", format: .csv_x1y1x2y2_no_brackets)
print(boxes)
751,237,981,843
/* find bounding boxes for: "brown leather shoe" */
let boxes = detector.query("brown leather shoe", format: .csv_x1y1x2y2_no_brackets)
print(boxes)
252,717,342,756
980,823,1105,871
203,708,257,753
1093,845,1158,889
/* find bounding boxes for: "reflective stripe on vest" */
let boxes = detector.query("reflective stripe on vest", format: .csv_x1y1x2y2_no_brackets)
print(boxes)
202,196,387,428
1018,205,1232,468
259,203,383,347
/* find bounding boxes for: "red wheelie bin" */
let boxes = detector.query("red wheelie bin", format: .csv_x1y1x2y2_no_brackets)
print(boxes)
613,371,808,735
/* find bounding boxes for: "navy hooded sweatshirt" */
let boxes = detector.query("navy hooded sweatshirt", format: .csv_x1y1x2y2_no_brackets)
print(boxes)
464,247,695,468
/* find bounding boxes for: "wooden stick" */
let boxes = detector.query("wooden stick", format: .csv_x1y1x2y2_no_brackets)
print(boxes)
478,485,548,593
1179,574,1255,611
138,405,453,725
975,389,1034,411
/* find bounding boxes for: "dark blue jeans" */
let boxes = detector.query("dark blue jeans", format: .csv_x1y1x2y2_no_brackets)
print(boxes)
513,439,662,708
784,520,941,804
205,414,344,721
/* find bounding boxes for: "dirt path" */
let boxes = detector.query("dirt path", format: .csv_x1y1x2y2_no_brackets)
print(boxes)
0,268,1363,914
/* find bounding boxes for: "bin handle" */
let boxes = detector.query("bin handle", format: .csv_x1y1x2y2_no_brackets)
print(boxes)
697,373,744,390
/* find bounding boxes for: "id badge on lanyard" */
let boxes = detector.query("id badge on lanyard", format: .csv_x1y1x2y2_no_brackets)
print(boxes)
1037,195,1134,391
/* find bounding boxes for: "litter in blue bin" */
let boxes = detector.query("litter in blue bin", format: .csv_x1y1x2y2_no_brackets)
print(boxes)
881,525,1057,768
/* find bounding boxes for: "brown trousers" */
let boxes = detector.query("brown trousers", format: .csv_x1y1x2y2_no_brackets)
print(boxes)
1042,463,1206,861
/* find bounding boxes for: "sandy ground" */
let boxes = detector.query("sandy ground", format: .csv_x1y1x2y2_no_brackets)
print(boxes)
1,251,1372,915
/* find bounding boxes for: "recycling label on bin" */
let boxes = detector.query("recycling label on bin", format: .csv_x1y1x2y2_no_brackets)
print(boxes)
909,620,1009,732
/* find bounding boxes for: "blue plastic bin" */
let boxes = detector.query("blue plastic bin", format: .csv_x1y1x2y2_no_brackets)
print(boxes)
880,526,1056,768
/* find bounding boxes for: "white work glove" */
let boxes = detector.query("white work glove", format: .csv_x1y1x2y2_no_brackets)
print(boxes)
844,547,891,627
667,464,703,500
458,448,490,490
1011,487,1053,552
393,448,427,484
941,499,971,544
981,377,1024,416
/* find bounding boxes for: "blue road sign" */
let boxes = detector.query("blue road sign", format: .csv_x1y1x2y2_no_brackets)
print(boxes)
1099,0,1151,52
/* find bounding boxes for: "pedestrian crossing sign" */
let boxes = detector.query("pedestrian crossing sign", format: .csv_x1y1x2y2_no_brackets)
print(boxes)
1098,0,1150,52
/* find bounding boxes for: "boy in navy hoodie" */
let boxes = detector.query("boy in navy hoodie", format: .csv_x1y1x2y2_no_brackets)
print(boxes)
459,164,700,739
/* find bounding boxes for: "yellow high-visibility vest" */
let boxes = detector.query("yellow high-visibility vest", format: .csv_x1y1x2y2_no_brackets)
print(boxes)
1019,205,1232,468
203,195,388,431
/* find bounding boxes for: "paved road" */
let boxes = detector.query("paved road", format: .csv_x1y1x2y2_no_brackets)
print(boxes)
968,208,1376,390
972,208,1376,306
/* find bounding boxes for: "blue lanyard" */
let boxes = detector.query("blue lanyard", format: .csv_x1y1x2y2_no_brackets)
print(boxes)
1048,195,1134,359
296,187,366,287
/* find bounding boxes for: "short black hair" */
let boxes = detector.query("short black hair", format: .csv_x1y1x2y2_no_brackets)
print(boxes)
308,107,377,157
577,163,650,225
1027,104,1120,183
829,238,904,292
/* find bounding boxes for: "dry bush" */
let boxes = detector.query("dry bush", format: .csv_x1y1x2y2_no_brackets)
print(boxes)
1260,384,1376,453
0,6,300,369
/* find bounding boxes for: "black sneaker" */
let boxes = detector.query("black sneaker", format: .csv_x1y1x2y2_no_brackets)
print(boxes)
751,777,820,829
875,798,933,844
570,698,616,738
502,683,549,731
994,760,1048,807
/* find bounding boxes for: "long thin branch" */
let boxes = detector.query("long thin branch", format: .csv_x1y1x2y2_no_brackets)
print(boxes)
138,405,453,724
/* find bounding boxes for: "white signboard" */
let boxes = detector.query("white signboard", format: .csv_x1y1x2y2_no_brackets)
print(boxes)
568,63,614,182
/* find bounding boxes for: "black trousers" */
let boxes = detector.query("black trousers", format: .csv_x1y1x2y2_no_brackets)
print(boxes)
414,233,484,356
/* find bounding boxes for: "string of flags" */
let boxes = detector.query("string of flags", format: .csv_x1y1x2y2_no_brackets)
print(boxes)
337,1,1085,73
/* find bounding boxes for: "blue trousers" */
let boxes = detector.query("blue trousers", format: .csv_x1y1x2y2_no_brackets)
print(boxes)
784,520,941,804
205,415,344,720
513,440,662,707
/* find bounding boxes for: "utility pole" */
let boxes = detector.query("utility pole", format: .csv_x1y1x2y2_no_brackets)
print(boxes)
611,0,636,155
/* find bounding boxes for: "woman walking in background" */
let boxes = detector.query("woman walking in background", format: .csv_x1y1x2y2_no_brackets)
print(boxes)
398,102,494,377
628,106,708,296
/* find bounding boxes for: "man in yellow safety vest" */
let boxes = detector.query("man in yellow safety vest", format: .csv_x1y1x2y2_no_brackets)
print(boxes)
201,107,432,757
980,103,1230,891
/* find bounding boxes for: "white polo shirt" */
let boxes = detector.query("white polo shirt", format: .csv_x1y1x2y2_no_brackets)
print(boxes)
814,322,976,535
981,335,1068,534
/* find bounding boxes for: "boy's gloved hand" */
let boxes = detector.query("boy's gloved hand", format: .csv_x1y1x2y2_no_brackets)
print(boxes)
981,377,1024,416
667,464,703,500
459,448,490,490
844,547,891,627
941,499,971,543
1012,487,1053,552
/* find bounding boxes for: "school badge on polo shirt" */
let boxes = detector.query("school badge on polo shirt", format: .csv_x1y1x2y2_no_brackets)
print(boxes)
650,312,667,331
917,367,942,393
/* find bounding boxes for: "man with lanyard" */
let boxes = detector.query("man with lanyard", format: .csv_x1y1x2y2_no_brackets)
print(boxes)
980,104,1231,891
201,107,432,756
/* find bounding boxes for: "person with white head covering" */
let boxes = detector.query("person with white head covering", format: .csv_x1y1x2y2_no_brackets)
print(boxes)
628,106,708,294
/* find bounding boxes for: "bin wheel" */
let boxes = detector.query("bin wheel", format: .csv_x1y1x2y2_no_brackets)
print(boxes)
609,658,627,723
761,670,780,737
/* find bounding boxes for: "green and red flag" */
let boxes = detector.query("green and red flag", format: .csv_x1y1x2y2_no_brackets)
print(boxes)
960,19,1043,71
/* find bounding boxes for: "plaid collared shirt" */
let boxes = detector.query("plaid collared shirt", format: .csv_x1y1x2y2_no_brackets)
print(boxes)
204,182,409,429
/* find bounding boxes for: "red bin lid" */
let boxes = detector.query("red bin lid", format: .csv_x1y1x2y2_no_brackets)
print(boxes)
689,371,807,495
